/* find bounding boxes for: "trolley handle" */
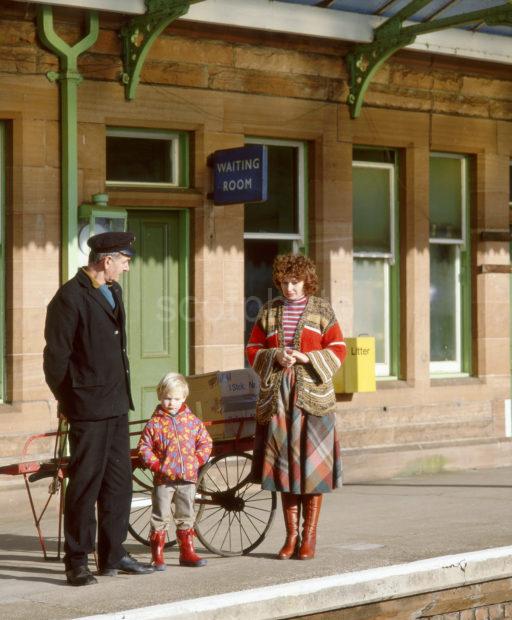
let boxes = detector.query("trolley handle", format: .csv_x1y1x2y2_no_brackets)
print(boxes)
21,430,63,460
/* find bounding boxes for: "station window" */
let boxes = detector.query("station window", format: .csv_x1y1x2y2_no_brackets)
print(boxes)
106,127,188,188
429,153,471,375
244,138,308,343
352,148,400,378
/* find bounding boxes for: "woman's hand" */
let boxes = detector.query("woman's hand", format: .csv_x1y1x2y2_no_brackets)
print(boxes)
276,349,296,368
289,350,309,364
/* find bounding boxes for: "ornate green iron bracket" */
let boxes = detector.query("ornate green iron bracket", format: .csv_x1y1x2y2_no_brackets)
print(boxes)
120,0,203,101
347,0,512,119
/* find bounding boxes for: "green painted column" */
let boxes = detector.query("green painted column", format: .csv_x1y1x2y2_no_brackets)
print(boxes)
37,6,99,282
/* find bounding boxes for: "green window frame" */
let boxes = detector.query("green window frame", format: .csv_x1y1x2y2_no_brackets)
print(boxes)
243,137,308,342
509,161,512,430
509,161,512,206
0,123,5,400
244,137,308,247
352,148,400,378
106,127,189,189
429,153,471,376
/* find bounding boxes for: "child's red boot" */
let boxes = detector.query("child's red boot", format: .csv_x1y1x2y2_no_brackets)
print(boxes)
150,529,167,571
176,528,207,567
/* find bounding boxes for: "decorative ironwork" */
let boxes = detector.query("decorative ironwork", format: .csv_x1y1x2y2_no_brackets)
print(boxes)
346,0,512,118
120,0,203,100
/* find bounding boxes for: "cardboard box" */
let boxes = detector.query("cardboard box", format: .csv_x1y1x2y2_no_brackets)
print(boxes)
187,369,259,440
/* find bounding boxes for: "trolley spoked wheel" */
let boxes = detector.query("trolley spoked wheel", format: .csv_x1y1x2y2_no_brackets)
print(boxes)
129,468,176,549
194,452,276,557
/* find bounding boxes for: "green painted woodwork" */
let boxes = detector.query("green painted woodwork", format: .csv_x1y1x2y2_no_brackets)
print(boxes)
460,162,472,375
301,142,309,256
353,167,392,254
509,172,512,407
353,149,400,378
430,245,459,362
178,209,190,375
245,146,299,234
353,260,388,365
429,155,471,374
179,131,190,189
106,128,188,186
37,6,99,282
125,210,189,428
0,124,5,401
347,0,512,119
120,0,204,101
429,157,463,240
243,139,308,346
389,156,400,379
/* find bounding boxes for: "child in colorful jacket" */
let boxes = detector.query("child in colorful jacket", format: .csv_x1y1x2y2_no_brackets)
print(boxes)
137,372,212,570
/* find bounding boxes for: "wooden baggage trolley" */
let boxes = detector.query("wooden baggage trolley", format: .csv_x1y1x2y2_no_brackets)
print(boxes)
0,417,276,560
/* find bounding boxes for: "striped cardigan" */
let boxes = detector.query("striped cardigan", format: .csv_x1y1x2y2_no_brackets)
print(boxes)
246,296,346,423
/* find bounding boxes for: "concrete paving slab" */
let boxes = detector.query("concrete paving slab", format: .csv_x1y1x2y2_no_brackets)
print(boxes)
0,466,511,619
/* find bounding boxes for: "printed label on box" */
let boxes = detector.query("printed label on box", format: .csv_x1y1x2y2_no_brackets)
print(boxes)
187,369,259,440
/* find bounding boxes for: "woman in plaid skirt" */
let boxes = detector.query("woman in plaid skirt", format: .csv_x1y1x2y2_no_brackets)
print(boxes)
246,254,346,560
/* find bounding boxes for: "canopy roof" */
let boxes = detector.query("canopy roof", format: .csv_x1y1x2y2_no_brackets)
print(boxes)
279,0,512,37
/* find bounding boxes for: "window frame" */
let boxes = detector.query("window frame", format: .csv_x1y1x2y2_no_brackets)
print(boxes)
352,160,396,261
509,160,512,205
243,137,309,351
0,123,5,401
429,152,471,376
352,153,399,379
105,127,189,189
244,137,307,253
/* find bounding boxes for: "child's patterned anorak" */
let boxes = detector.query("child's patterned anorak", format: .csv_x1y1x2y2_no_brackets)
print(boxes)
138,404,212,484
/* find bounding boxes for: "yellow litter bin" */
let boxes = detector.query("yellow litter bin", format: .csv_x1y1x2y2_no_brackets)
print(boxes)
333,336,376,393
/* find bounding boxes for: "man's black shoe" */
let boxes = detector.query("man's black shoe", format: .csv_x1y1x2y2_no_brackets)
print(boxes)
98,554,155,576
66,565,98,586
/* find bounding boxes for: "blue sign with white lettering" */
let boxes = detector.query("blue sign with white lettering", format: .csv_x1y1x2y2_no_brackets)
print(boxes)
212,144,268,206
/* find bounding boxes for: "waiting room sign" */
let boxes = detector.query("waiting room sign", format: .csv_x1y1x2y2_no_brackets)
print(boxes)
209,144,268,205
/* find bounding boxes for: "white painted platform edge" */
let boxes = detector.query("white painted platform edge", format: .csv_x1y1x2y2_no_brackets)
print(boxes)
75,545,512,620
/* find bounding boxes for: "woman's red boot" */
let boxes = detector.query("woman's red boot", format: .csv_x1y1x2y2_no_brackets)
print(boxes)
298,494,323,560
150,529,167,571
277,493,301,559
177,529,207,567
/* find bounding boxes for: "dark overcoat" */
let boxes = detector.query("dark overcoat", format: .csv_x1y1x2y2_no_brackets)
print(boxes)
43,269,134,421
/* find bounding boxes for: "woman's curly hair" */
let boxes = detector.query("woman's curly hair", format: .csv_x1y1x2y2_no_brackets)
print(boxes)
272,254,318,296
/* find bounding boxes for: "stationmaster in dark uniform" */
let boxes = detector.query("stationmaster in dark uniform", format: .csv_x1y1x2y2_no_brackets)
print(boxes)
43,232,154,586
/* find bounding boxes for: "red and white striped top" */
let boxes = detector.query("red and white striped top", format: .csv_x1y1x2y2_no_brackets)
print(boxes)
283,296,308,347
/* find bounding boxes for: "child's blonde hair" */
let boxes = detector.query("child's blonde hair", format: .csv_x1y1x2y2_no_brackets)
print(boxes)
157,372,189,400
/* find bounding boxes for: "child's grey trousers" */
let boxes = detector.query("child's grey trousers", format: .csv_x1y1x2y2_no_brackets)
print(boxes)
151,481,196,531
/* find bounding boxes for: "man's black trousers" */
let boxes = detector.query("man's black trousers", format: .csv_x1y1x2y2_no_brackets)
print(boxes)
64,414,132,571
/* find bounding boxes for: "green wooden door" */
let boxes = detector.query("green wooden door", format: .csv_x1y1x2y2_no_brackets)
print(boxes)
125,210,189,426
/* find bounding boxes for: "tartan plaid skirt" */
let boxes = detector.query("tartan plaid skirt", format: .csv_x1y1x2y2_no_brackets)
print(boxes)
251,368,343,494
